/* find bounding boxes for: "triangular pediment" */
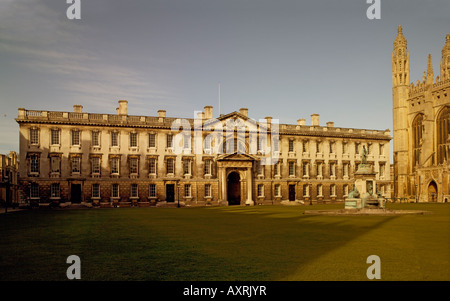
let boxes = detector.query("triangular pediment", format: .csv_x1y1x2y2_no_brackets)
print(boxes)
217,152,258,161
201,111,268,132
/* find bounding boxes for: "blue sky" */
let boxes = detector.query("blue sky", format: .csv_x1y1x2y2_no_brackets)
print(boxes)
1,0,449,160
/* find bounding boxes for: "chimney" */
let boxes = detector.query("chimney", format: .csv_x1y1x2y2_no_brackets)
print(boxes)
240,108,248,117
311,114,319,126
265,116,272,124
297,119,305,126
158,110,166,122
204,106,213,119
326,121,334,127
118,100,128,115
73,105,83,113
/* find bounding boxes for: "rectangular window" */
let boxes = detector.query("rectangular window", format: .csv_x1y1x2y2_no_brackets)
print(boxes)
317,184,323,196
289,161,295,176
330,163,335,177
112,184,119,198
274,184,281,197
302,162,309,177
148,133,156,148
92,157,100,174
330,184,336,196
92,131,100,147
111,157,120,174
289,140,294,152
379,163,385,178
204,135,211,152
30,155,39,174
167,158,174,174
92,184,100,198
149,184,157,198
330,141,335,154
303,184,309,197
51,183,60,198
272,136,279,152
343,142,348,154
167,134,173,148
183,135,190,150
379,144,384,155
205,184,211,198
72,157,81,174
204,159,212,175
30,183,39,198
131,184,138,198
148,158,156,175
72,130,80,146
51,156,60,173
344,184,349,196
183,159,191,175
343,163,349,177
317,162,323,177
51,129,60,145
130,132,138,147
316,141,321,153
274,162,280,176
111,132,119,147
30,128,39,145
355,142,360,154
129,158,138,174
184,184,191,197
257,184,264,197
302,140,308,153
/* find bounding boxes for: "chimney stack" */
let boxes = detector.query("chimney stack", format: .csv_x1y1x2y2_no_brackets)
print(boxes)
297,118,305,126
240,108,248,117
326,121,334,127
73,105,83,113
118,100,128,115
311,114,319,126
204,106,213,119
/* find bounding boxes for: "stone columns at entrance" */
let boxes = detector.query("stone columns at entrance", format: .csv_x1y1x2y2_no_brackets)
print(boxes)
246,167,254,205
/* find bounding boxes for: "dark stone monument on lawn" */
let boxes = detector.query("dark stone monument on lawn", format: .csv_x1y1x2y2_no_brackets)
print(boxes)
344,146,385,210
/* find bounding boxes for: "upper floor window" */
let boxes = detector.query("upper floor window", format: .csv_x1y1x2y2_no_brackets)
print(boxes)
329,141,335,154
148,133,156,148
111,132,119,147
51,129,60,145
288,161,295,176
289,140,294,152
130,132,138,148
129,157,138,175
204,159,212,176
30,128,39,145
111,157,120,175
50,156,61,174
167,134,173,148
71,156,81,174
30,154,40,174
148,158,157,175
92,131,100,147
91,157,100,175
72,130,80,146
166,158,174,174
302,140,308,153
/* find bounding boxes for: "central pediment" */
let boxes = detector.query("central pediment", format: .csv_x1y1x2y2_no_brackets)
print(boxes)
217,152,258,161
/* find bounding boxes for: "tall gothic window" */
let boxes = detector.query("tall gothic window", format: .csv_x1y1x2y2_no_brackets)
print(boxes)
437,107,450,164
412,114,424,167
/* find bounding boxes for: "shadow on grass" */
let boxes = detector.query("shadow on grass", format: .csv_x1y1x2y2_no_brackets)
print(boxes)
0,206,399,280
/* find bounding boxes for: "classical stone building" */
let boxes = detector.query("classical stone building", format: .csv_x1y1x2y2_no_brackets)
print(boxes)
0,151,20,206
16,100,391,207
392,25,450,202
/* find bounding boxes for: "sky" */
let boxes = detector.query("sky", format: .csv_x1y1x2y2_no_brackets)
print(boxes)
1,0,450,160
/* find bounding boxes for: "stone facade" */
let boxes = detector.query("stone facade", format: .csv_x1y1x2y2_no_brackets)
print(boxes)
392,25,450,202
16,100,391,206
0,151,20,206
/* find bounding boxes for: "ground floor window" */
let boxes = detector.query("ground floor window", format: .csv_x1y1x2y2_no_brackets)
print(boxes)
112,184,119,198
92,183,100,198
51,183,60,198
149,184,157,198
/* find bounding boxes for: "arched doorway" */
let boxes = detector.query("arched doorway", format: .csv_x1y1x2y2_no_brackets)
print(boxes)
227,172,241,205
428,181,438,202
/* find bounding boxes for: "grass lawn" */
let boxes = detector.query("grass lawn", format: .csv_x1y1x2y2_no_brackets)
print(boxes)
0,203,449,281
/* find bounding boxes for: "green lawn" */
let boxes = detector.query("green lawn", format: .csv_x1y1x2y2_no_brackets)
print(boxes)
0,203,449,281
